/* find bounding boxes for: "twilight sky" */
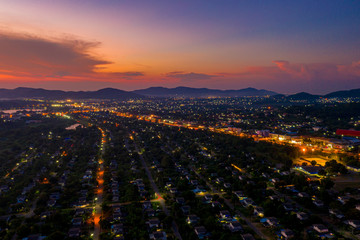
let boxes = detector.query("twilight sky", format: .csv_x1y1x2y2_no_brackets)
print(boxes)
0,0,359,94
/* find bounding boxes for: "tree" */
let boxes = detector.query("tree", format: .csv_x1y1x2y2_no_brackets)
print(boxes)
310,160,317,166
320,178,334,190
45,231,66,240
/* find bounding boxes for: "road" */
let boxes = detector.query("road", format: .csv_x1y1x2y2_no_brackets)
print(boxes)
190,166,270,240
93,128,106,240
131,139,183,240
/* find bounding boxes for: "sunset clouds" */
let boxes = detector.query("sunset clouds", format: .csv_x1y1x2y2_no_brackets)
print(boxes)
0,33,106,77
0,32,146,82
0,1,359,93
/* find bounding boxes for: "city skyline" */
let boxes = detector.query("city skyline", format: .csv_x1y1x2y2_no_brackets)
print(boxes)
0,0,360,94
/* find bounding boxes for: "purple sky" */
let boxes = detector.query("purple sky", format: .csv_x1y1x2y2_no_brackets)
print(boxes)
0,0,359,94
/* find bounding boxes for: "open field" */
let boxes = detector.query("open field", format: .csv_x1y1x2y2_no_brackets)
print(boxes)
294,155,333,166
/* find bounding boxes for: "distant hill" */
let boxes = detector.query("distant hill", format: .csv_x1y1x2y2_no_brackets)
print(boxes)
132,86,278,97
287,92,321,100
0,87,144,100
284,88,360,100
324,88,360,98
0,86,358,100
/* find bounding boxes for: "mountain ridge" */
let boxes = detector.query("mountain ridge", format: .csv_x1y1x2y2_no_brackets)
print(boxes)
0,87,358,99
0,87,143,100
132,86,278,97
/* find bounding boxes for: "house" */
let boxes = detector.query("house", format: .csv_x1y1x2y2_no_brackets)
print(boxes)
112,194,120,202
242,198,255,207
283,203,293,212
113,206,122,213
223,183,231,189
270,178,280,184
269,195,280,201
211,201,221,208
49,192,60,200
190,180,198,186
17,195,27,203
149,231,167,240
0,185,9,193
193,186,206,194
145,209,156,217
210,173,218,178
40,211,52,220
175,197,185,205
266,217,279,227
313,224,328,234
234,191,244,199
137,183,145,191
204,194,212,202
297,192,309,198
346,220,360,230
329,209,344,219
238,175,246,181
139,190,147,199
68,228,81,238
262,173,270,178
147,218,161,230
111,223,124,234
216,177,224,184
165,182,173,188
280,229,295,239
75,208,85,216
219,210,231,219
169,188,178,194
280,171,290,176
114,237,125,240
72,217,82,226
79,189,88,197
194,226,208,239
181,205,191,215
228,221,242,232
241,233,255,240
312,199,324,208
296,212,308,221
113,213,123,221
22,234,46,240
78,197,87,205
47,199,56,207
337,196,351,205
186,214,199,225
253,207,265,217
143,201,152,209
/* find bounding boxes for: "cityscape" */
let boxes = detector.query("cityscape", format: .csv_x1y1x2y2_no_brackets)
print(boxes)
1,1,360,240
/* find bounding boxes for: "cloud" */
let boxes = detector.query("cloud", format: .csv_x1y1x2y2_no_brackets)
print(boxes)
337,61,360,77
108,71,144,77
165,71,218,81
0,32,145,81
226,60,360,93
0,32,110,77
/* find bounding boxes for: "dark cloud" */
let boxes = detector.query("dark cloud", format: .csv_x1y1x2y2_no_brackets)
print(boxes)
108,71,144,77
0,32,112,78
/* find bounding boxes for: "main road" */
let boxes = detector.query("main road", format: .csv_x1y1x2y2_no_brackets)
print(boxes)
93,128,106,240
